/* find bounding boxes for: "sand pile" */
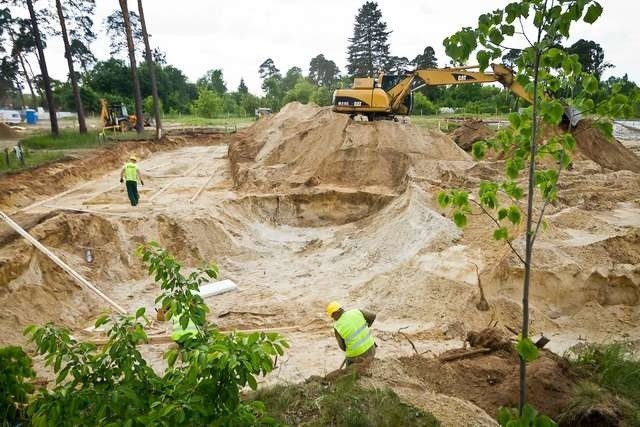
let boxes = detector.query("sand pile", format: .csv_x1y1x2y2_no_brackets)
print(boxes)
449,120,495,151
0,122,18,138
570,119,640,173
229,102,470,192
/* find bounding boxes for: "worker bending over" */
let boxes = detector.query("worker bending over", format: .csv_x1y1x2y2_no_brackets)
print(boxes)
326,301,376,366
120,155,144,206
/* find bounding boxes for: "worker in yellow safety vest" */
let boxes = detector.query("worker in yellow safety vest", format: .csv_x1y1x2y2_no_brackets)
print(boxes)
326,301,376,366
156,307,198,343
119,155,144,206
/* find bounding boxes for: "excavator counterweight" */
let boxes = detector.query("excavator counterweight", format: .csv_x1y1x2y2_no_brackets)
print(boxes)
332,63,532,120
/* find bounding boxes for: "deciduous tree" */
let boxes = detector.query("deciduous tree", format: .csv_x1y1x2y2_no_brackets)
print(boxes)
309,54,340,87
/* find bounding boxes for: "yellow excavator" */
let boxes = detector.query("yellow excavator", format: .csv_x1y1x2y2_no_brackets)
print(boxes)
332,63,533,120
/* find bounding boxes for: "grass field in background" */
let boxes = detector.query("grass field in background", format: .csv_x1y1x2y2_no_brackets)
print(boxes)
164,114,255,127
0,150,64,173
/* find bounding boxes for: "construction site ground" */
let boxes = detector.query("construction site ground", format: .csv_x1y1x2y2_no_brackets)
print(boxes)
1,103,639,426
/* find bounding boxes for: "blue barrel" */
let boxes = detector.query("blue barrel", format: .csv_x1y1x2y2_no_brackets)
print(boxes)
26,109,37,124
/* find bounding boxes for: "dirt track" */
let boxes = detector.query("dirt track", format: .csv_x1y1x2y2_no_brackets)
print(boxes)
1,104,639,425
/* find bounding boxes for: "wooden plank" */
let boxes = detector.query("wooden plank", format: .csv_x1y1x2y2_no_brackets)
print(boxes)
0,210,127,315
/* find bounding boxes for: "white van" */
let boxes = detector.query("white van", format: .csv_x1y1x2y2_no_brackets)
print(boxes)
0,110,22,124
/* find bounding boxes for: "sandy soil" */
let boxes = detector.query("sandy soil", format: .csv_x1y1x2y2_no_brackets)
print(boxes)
1,104,639,425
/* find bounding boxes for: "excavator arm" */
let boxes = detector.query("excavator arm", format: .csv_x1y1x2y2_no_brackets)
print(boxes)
387,63,532,113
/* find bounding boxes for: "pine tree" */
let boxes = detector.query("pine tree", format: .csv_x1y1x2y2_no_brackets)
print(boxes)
118,0,144,133
237,78,248,94
137,0,162,139
346,1,391,77
309,54,340,87
26,0,59,135
412,46,438,69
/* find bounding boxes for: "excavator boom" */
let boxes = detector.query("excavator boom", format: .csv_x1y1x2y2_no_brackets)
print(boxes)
333,63,532,119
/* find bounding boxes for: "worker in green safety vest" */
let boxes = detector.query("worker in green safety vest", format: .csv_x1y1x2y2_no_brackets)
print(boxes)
119,155,144,206
326,301,376,366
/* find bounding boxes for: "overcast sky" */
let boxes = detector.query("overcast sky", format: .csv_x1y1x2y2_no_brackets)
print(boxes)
40,0,639,94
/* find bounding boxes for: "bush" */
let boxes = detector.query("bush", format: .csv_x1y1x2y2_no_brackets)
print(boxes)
190,88,223,118
19,243,287,426
412,92,437,115
0,346,35,424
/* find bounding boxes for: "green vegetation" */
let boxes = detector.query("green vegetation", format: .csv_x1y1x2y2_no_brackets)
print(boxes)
0,244,288,425
564,343,640,424
252,373,439,426
20,131,102,150
0,150,64,173
0,346,35,424
164,114,254,127
437,0,636,415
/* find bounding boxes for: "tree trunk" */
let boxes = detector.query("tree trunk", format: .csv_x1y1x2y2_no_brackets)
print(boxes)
119,0,144,134
26,0,58,136
18,54,37,109
137,0,162,140
55,0,87,133
24,56,44,106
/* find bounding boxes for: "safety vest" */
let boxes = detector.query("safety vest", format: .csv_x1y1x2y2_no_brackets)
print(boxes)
334,309,375,358
170,316,198,341
123,162,138,182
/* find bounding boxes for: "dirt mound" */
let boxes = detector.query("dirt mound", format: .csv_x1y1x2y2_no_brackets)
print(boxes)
450,120,495,151
229,102,470,192
401,349,577,420
466,327,512,352
571,119,640,173
0,122,18,138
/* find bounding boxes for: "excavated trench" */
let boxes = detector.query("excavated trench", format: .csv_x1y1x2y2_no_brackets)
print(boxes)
2,103,640,424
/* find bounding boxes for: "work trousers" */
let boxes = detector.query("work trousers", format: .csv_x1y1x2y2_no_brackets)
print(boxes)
345,344,376,367
125,180,139,206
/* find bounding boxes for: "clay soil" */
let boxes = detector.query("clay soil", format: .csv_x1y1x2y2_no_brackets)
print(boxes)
1,104,639,425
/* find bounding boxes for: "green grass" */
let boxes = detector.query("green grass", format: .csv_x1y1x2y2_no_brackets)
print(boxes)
563,343,640,425
251,374,439,426
20,131,103,150
0,150,64,173
164,114,254,127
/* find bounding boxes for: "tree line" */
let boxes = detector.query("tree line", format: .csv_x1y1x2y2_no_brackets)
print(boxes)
0,0,638,138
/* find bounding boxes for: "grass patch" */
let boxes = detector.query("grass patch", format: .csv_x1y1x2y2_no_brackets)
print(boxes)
0,150,64,172
20,131,103,150
164,114,254,127
251,374,439,426
563,343,640,426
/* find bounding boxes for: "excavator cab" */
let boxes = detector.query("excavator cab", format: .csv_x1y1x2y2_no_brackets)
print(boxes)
100,99,137,132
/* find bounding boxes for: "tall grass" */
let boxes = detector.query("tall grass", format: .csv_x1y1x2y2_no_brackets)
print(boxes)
252,373,439,426
20,131,102,150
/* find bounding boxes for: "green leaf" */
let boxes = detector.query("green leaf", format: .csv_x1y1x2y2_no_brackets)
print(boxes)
488,28,504,45
437,192,451,208
452,191,468,207
95,314,110,328
583,2,603,23
498,208,508,221
582,75,599,94
453,211,468,228
135,307,146,319
508,113,521,129
166,349,179,367
595,121,613,139
471,141,486,159
516,336,540,362
507,206,521,225
476,50,491,71
247,374,258,390
500,24,515,36
493,227,508,241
